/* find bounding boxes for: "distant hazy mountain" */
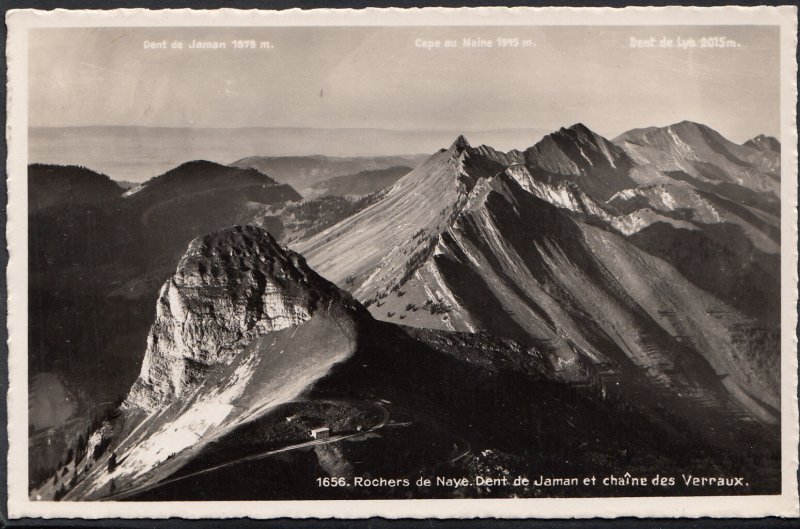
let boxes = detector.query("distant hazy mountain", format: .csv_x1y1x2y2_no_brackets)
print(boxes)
30,126,546,182
302,166,413,198
230,154,428,191
613,121,780,194
114,180,138,190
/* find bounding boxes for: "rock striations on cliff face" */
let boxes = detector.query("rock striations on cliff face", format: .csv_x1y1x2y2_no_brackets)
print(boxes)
124,225,362,412
296,125,781,430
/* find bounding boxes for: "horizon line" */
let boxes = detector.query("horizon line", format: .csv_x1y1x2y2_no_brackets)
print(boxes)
28,122,777,144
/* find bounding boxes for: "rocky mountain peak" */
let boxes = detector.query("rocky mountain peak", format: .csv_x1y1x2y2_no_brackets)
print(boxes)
615,120,708,145
565,122,594,138
670,119,706,131
451,134,472,151
669,120,726,143
124,225,359,412
744,134,781,153
522,123,634,200
535,122,612,153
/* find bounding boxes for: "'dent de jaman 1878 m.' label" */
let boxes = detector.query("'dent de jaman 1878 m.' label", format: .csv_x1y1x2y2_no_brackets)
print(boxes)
143,39,275,50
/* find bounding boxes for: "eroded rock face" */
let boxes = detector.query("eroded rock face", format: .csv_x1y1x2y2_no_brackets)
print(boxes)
86,422,113,463
124,225,355,412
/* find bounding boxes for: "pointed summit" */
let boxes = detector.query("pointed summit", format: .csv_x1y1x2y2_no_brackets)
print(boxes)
451,134,471,150
297,133,504,304
671,119,707,130
524,123,635,201
124,225,360,411
566,123,594,137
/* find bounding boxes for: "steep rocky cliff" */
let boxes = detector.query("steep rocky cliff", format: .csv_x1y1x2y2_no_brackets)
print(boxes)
295,136,505,303
54,225,367,499
124,225,362,411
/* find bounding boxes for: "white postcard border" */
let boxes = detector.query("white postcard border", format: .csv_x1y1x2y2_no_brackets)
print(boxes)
6,5,799,520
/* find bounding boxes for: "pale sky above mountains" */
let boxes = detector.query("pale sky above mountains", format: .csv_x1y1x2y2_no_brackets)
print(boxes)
29,25,779,145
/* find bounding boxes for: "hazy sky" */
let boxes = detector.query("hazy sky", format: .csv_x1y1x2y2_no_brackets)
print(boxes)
29,25,780,143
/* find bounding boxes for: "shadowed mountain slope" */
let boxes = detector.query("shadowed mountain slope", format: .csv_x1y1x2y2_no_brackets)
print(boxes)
523,123,637,201
28,164,124,213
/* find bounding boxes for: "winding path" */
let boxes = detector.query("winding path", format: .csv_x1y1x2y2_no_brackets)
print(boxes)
103,399,389,501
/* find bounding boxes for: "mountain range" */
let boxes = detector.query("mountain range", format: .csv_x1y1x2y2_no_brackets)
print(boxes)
230,154,427,191
28,121,781,500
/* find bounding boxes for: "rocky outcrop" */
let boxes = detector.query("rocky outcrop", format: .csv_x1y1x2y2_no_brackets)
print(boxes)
124,225,360,412
85,422,113,464
744,134,781,153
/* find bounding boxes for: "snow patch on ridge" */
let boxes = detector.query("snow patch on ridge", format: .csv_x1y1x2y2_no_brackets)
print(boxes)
110,351,260,481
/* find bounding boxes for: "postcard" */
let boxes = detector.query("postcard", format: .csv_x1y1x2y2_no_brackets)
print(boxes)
6,5,798,519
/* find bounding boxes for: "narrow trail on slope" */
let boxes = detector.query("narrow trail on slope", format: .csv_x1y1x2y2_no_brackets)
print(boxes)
102,400,389,501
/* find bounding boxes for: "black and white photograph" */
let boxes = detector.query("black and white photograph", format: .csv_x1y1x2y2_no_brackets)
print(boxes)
5,6,798,519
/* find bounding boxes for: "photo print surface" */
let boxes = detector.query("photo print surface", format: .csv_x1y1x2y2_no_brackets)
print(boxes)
6,6,798,519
